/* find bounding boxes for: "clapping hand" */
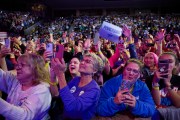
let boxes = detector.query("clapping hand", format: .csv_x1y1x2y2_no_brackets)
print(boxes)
0,46,11,58
51,58,66,75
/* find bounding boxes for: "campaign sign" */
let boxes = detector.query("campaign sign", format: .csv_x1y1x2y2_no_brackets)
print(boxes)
99,21,122,43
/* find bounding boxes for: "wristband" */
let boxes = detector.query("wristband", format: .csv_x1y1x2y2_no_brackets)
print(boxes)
49,81,58,86
152,85,159,90
152,83,159,90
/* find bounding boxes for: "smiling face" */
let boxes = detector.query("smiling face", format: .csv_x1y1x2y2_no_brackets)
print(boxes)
79,56,95,75
123,62,140,83
144,53,156,68
69,58,80,76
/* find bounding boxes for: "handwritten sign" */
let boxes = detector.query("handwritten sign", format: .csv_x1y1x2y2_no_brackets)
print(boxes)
99,21,122,43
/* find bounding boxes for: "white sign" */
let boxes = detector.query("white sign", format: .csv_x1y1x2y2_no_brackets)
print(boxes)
0,32,7,39
99,21,122,43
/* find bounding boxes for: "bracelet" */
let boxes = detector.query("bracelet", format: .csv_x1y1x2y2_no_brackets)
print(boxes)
152,85,159,90
97,51,102,54
152,83,159,90
49,81,58,86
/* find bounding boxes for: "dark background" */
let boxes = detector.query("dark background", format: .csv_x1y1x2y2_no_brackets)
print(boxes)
0,0,179,17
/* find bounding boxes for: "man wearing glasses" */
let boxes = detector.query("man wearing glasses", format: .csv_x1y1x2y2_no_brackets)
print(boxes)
96,59,155,119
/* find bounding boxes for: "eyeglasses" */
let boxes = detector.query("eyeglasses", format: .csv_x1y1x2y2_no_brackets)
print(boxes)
15,63,30,69
81,59,94,64
125,67,139,74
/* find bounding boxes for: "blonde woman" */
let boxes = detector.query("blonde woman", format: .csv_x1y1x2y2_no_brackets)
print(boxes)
0,53,51,120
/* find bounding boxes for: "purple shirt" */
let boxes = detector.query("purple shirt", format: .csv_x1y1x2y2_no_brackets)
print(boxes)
59,77,100,120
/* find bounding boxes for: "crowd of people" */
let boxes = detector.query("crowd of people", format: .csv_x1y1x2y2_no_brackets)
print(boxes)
0,10,39,34
0,10,180,120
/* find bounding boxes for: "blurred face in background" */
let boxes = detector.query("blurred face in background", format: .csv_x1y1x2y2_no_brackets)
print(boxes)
69,57,80,77
75,41,83,53
144,53,156,68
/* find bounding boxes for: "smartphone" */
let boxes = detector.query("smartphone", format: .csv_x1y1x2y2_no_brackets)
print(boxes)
158,59,169,78
55,44,64,60
46,43,54,59
5,38,11,49
94,32,99,45
119,80,133,94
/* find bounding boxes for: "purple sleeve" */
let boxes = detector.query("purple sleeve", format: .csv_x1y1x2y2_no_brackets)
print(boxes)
59,86,100,112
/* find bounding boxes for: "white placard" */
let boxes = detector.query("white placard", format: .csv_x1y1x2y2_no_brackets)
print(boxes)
99,21,122,43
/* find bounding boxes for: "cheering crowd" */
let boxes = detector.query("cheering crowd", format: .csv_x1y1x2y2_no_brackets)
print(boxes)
0,10,180,120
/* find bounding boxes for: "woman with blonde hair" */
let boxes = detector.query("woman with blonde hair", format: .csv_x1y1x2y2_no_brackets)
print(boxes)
0,53,51,120
141,52,158,81
146,52,180,120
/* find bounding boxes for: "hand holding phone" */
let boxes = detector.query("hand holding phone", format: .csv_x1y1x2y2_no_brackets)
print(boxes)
158,59,169,78
55,44,64,60
119,80,133,94
46,43,54,60
5,39,11,49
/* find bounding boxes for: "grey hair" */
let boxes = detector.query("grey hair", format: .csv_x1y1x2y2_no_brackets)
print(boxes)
83,52,104,73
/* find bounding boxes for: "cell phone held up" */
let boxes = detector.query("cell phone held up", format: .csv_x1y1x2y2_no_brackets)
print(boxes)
158,59,169,78
55,44,64,60
5,38,11,49
119,80,133,94
46,43,54,60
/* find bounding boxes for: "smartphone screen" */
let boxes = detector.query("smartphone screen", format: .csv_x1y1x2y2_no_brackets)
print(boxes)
5,39,11,49
46,43,54,59
158,59,169,78
94,32,99,45
119,80,133,94
55,44,64,60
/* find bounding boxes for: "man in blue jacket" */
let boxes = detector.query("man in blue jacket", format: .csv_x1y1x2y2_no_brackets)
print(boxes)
96,59,155,119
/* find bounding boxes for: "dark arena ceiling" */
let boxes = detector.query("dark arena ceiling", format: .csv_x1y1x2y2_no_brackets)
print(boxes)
0,0,179,11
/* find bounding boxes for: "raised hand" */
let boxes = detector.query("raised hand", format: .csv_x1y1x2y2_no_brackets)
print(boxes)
0,46,11,58
123,25,132,38
43,51,52,61
84,39,91,50
154,29,166,42
51,58,66,75
153,69,172,87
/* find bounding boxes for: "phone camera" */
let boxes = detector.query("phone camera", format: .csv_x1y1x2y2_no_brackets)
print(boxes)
159,68,165,72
